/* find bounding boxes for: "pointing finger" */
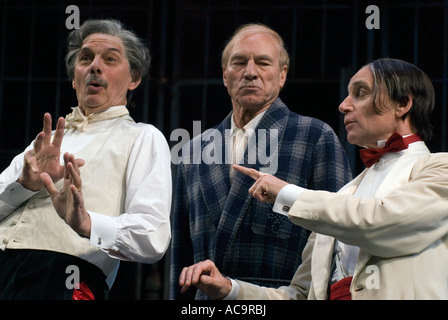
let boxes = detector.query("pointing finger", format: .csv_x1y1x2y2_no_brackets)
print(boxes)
232,164,263,180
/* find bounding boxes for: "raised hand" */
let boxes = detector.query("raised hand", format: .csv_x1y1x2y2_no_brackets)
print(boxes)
233,164,288,203
17,113,66,191
40,152,91,238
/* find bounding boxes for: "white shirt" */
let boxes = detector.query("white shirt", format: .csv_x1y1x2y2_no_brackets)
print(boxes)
0,106,172,286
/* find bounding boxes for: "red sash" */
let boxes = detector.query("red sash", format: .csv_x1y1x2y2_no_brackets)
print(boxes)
72,281,95,300
329,276,353,300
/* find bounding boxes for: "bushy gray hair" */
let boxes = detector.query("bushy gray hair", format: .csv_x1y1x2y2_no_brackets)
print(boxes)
65,19,150,82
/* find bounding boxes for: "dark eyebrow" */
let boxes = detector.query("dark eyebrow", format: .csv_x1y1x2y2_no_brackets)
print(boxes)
78,47,123,56
78,47,92,55
347,80,371,92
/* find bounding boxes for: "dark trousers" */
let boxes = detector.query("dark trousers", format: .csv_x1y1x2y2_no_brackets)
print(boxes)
0,249,108,300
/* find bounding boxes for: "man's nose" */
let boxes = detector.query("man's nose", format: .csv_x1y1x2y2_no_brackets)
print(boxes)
89,56,102,74
339,96,353,114
244,60,258,80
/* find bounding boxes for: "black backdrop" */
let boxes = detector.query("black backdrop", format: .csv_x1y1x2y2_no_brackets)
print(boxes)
0,0,447,299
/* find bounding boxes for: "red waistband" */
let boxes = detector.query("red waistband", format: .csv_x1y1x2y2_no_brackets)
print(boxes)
329,276,353,300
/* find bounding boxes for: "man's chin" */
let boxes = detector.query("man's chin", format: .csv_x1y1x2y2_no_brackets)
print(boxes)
237,98,265,109
79,101,111,114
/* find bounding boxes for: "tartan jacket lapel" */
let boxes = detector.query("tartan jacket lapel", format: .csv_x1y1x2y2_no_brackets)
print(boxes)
212,99,289,268
198,114,232,229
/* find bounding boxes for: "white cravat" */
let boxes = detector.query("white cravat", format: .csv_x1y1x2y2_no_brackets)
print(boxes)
64,105,130,132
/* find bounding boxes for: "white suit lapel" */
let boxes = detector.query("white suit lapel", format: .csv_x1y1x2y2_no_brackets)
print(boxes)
374,142,429,197
352,142,430,283
310,172,366,299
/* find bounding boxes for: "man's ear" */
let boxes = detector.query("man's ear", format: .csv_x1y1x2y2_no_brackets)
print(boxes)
128,78,141,91
222,67,228,88
72,79,76,89
396,94,413,119
279,65,288,90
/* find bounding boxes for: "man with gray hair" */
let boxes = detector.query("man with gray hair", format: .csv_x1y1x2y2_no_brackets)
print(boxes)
170,23,352,299
179,58,448,300
0,19,171,299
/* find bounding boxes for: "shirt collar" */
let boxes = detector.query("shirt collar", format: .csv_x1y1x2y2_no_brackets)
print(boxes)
376,134,416,148
230,110,266,134
71,105,127,115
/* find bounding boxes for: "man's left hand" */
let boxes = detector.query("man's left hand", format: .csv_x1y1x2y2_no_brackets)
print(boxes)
40,152,91,238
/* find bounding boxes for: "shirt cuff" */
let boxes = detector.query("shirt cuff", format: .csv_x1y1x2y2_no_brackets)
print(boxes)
89,211,118,250
0,181,39,208
223,278,240,300
273,184,305,216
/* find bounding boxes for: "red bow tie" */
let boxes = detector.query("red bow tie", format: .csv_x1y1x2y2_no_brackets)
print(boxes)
359,132,422,168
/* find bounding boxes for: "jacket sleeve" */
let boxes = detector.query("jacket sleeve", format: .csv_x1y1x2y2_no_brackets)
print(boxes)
287,153,448,258
170,161,196,300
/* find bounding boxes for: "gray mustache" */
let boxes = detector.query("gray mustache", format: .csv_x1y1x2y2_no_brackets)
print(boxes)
86,75,108,88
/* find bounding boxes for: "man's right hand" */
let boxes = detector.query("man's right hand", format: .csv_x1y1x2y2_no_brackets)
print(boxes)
179,259,233,300
17,113,82,191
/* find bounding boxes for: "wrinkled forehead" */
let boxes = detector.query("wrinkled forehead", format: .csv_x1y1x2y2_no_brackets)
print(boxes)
81,33,126,54
230,33,281,61
348,65,374,89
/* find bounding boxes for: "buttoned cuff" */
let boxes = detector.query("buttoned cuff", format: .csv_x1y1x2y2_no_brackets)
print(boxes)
223,278,240,300
273,184,305,216
0,182,38,207
88,211,118,250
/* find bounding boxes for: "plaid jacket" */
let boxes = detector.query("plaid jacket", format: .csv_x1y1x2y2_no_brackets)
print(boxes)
170,98,352,299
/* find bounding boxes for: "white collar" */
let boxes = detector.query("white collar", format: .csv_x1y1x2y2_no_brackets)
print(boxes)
230,110,266,134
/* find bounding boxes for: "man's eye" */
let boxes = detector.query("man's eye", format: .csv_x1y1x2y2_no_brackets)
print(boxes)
357,88,368,97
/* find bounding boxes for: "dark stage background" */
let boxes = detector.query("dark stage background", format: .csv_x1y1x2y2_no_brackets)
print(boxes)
0,0,447,299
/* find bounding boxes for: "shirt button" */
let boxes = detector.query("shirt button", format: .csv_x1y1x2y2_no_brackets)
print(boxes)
2,238,8,245
27,202,34,209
